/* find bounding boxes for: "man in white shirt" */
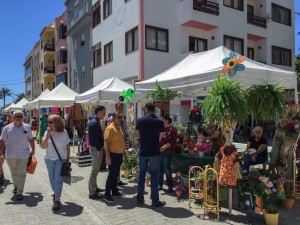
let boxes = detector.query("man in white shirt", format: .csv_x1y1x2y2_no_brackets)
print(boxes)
0,110,35,200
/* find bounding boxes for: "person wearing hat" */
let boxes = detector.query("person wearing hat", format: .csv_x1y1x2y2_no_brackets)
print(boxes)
243,126,268,173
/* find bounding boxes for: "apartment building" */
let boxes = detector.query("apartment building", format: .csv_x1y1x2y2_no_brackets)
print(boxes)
24,51,34,101
91,0,295,87
32,41,42,99
65,0,93,93
55,11,68,86
40,24,56,91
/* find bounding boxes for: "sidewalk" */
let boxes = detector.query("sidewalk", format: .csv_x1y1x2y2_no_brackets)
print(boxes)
0,142,299,225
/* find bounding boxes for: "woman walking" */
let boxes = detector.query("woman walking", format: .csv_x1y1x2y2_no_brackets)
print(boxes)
41,115,70,211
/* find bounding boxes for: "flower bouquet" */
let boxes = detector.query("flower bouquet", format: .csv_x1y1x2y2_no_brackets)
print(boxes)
174,185,185,198
195,142,211,156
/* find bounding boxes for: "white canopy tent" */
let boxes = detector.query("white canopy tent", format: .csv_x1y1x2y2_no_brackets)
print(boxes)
2,103,16,113
10,98,29,111
75,77,134,103
24,89,50,109
135,46,298,102
27,83,78,108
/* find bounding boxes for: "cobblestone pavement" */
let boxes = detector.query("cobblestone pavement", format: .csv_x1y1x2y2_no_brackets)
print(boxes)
0,142,300,225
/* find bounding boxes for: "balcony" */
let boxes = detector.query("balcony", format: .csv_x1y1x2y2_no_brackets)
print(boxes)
247,14,267,28
193,0,219,16
66,7,91,36
44,67,55,76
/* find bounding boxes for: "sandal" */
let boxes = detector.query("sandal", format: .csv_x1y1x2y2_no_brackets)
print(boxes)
52,200,61,211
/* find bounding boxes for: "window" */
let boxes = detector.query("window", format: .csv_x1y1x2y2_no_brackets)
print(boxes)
103,0,112,19
80,33,85,46
223,0,243,11
145,25,168,52
247,47,254,60
93,42,101,68
58,49,67,64
272,46,291,66
92,1,101,28
272,3,291,26
224,35,244,55
81,65,85,78
74,0,80,18
189,36,208,53
104,41,113,63
58,25,67,39
125,26,138,54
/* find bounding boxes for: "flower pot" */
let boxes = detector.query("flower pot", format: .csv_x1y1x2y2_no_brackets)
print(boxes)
264,212,279,225
254,196,266,215
123,170,130,178
146,178,151,187
188,148,194,156
176,191,183,198
282,198,294,209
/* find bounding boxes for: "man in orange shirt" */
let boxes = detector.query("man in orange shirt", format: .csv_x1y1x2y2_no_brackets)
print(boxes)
103,111,125,203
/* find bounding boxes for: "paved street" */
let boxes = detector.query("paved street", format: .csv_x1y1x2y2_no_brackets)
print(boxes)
0,142,300,225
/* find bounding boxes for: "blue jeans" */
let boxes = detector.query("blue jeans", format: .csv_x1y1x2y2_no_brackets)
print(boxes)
159,155,173,188
137,155,160,205
45,159,65,199
243,154,267,172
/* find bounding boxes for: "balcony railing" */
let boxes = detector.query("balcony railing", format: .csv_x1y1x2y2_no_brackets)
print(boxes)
43,44,55,52
193,0,219,16
247,14,267,28
44,67,55,74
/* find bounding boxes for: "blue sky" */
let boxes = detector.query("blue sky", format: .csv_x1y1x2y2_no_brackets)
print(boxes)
0,1,299,107
0,0,65,107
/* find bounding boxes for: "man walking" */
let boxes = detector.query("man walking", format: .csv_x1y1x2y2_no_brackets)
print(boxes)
0,110,35,200
136,102,165,208
88,105,106,199
103,111,125,203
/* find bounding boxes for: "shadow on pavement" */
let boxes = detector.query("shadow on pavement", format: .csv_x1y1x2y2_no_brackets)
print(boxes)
54,202,83,217
0,178,11,194
6,192,43,207
71,176,84,184
151,206,194,218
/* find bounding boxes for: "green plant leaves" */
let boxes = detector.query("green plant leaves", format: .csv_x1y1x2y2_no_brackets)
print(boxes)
144,81,180,102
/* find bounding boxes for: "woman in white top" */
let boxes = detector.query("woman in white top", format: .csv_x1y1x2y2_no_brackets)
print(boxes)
41,115,70,211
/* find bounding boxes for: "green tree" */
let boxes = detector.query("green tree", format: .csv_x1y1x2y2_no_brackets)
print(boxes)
0,87,12,108
14,93,25,103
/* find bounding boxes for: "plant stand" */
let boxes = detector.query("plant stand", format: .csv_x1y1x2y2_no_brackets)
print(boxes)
188,166,205,210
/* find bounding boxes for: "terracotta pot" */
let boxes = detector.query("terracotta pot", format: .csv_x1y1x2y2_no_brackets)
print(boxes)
188,148,195,156
176,191,183,198
282,198,295,209
123,170,130,178
146,178,151,187
264,212,279,225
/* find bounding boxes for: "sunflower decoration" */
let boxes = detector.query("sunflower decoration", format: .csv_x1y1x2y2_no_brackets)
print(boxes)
222,51,246,78
119,88,134,102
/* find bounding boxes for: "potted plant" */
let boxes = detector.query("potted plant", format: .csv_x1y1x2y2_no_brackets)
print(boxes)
146,172,151,187
189,106,202,122
122,157,131,178
144,81,180,115
246,83,285,124
174,185,185,198
202,75,248,144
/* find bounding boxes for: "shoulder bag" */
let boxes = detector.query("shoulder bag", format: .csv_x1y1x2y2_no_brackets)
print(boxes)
50,135,72,182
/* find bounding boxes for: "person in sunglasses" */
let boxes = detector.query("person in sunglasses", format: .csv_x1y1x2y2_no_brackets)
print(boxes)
0,110,35,200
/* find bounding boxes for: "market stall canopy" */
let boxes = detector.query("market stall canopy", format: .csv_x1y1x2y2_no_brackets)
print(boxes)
27,83,78,108
10,98,29,110
2,103,16,112
75,77,134,103
135,46,297,94
25,89,50,109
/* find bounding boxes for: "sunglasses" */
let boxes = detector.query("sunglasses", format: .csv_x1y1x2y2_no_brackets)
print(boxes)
15,115,23,118
48,121,53,124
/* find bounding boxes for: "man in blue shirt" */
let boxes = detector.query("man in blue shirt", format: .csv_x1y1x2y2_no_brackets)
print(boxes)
136,102,165,208
88,105,106,199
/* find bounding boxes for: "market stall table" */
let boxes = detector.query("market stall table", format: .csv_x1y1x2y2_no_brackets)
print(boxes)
170,152,214,176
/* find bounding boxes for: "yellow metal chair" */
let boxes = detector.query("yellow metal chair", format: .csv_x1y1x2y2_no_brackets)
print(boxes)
188,166,205,210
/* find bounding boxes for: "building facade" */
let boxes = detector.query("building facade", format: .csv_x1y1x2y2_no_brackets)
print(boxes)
91,0,295,87
65,0,93,93
24,51,34,101
55,11,68,86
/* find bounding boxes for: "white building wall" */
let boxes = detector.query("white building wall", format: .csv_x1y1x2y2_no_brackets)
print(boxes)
92,0,139,85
